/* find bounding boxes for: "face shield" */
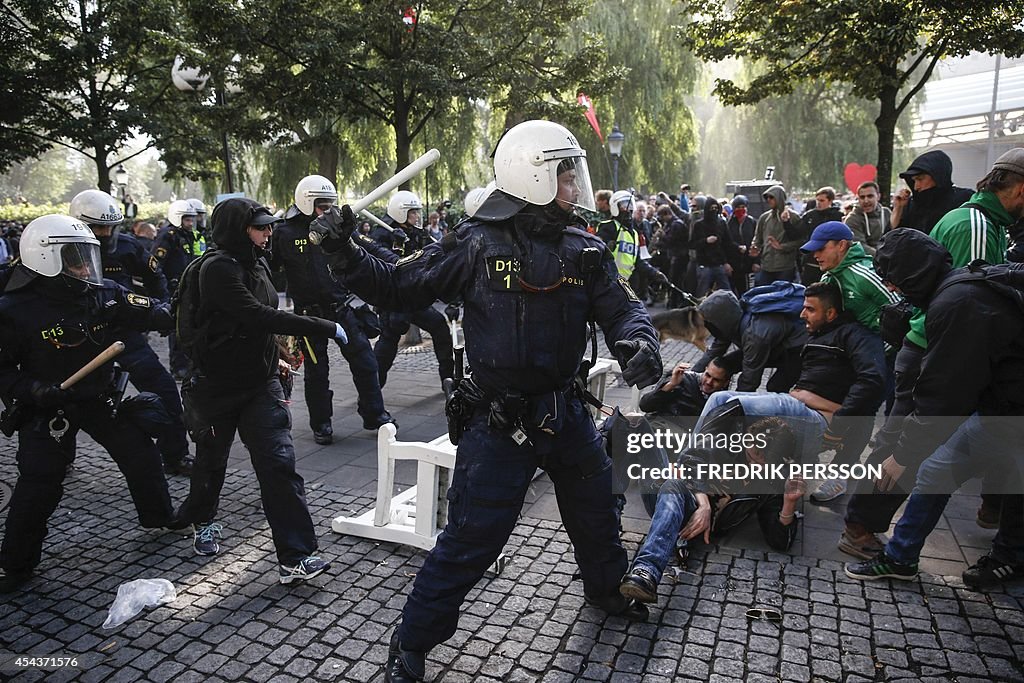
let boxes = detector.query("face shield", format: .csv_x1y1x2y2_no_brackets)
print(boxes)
59,242,104,286
553,154,596,213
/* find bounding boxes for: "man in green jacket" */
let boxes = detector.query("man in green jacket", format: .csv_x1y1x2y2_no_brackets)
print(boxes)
801,221,901,503
838,147,1024,561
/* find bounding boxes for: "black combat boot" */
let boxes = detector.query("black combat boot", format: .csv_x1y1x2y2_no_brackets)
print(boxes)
385,631,425,682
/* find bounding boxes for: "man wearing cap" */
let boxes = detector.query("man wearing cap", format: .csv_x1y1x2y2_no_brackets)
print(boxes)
750,185,803,285
839,148,1024,561
891,149,973,234
800,221,901,504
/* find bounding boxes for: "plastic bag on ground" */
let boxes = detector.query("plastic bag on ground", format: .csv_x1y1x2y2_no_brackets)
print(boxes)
102,578,177,629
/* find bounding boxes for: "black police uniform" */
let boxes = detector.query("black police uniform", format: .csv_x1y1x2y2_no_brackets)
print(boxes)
270,208,391,431
324,193,660,655
0,270,175,581
369,219,455,387
98,231,190,469
153,223,204,377
173,198,338,567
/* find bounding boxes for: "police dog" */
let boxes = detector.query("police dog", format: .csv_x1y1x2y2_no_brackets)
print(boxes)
650,307,708,351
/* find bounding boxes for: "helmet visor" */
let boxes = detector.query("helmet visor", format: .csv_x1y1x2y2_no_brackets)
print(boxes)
553,154,596,213
59,242,104,286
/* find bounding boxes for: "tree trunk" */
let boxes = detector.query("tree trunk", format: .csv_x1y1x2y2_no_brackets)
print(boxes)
314,141,339,186
95,147,111,194
875,85,899,204
394,102,412,190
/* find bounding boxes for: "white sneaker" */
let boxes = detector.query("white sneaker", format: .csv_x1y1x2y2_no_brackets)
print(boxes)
811,478,847,503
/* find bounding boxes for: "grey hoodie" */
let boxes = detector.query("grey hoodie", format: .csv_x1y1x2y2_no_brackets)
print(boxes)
752,185,803,271
844,204,890,255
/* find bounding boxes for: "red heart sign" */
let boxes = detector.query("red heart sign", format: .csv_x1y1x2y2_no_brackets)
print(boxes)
844,163,877,193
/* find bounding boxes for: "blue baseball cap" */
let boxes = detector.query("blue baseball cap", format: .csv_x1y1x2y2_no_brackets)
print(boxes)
801,221,853,252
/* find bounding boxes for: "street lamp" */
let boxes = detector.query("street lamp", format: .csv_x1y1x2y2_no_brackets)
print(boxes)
171,56,236,194
608,124,625,191
113,165,129,201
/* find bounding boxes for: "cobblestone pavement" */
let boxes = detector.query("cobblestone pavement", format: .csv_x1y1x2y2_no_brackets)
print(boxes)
2,324,1023,681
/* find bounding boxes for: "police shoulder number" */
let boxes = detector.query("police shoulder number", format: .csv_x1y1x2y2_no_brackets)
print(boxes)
617,276,640,302
125,293,152,308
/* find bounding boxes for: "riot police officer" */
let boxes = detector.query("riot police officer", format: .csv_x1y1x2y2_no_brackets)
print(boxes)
70,190,192,475
369,190,455,389
154,200,204,379
314,120,664,682
0,215,175,593
270,175,394,444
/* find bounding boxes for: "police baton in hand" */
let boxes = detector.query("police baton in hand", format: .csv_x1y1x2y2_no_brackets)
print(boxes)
47,341,125,442
309,148,441,245
60,341,125,389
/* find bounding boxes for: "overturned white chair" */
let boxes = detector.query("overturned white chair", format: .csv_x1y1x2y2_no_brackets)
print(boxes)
331,358,616,551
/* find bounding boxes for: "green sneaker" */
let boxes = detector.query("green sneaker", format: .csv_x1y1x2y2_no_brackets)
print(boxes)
844,552,917,581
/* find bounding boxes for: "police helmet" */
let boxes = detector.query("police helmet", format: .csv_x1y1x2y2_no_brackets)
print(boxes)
69,189,123,226
464,182,496,218
20,214,104,286
167,199,198,228
609,189,635,218
493,120,596,211
387,190,423,225
294,175,338,216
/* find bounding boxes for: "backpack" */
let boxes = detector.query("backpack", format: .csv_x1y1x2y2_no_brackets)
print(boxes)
740,280,806,317
934,260,1024,313
169,249,233,371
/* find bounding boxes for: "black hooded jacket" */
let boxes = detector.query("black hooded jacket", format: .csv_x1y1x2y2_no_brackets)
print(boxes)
197,198,336,389
689,199,734,266
875,229,1024,468
896,150,973,234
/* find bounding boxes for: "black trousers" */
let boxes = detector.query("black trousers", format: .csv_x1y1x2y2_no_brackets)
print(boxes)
1,401,172,574
176,377,316,565
302,307,388,429
374,307,455,387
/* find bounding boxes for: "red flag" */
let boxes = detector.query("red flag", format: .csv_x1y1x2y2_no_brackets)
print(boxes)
577,92,603,143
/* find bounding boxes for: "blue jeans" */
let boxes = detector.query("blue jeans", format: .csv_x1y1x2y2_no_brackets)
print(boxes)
754,268,796,287
697,391,827,463
632,479,698,583
696,265,731,297
886,413,1024,566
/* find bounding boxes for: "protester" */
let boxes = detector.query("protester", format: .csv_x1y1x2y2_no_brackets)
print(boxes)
171,198,346,584
619,414,804,604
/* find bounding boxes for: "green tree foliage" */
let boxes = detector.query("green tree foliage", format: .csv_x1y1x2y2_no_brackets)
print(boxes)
0,0,194,192
570,0,700,192
681,0,1024,198
181,0,607,198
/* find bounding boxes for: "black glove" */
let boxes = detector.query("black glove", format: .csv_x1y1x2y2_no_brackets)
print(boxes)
654,270,669,285
613,339,663,389
391,229,408,246
312,205,358,255
444,303,461,323
29,381,76,409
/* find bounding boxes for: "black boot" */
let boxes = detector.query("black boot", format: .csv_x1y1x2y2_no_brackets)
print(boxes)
0,569,32,594
585,592,650,621
385,631,425,682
